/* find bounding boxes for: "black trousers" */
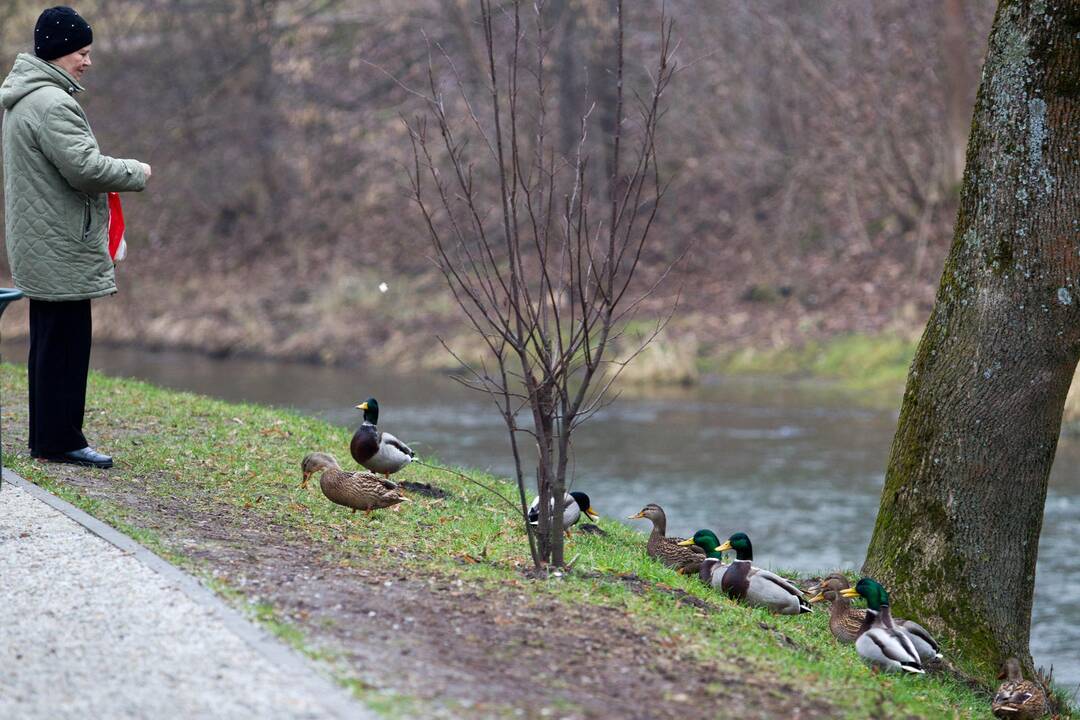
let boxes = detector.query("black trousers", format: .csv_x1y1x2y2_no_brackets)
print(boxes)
28,298,92,455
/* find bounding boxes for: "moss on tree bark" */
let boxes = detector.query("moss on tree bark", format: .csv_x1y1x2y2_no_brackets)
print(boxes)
862,0,1080,679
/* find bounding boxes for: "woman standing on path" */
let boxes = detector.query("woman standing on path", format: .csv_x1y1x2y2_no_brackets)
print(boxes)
1,6,152,469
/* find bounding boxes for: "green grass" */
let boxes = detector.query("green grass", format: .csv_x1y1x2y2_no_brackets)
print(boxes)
718,333,916,390
0,364,1044,719
710,329,1080,429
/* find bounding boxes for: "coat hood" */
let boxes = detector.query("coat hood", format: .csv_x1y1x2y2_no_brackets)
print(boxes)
0,53,82,110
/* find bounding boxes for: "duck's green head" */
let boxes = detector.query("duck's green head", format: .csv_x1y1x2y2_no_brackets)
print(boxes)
841,577,889,610
355,397,379,424
677,529,723,557
717,531,753,561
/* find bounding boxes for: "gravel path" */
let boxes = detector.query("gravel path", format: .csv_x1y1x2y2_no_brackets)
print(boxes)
0,470,375,720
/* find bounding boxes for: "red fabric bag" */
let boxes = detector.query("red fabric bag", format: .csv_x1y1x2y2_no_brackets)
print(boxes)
107,192,126,261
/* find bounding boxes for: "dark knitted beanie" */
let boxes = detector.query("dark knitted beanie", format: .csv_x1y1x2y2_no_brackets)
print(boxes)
34,7,93,61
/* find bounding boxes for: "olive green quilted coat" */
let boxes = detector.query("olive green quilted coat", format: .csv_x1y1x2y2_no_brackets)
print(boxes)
1,53,146,300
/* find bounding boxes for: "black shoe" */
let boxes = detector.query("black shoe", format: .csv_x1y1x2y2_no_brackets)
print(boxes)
40,447,113,469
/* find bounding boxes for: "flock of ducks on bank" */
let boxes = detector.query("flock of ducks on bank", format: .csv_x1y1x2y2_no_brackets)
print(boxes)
627,503,1051,717
626,504,938,670
300,399,1051,719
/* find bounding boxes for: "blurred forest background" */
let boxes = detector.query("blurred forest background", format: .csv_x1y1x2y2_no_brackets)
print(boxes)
0,0,998,379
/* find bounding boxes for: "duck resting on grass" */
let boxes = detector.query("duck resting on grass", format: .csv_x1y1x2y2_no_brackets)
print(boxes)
807,574,867,643
811,573,942,663
676,529,731,584
991,657,1048,720
528,491,600,538
695,531,811,615
628,504,705,575
301,452,409,515
841,578,924,674
678,529,729,559
350,398,415,478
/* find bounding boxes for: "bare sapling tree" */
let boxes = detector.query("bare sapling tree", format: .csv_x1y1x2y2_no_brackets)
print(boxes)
406,0,678,570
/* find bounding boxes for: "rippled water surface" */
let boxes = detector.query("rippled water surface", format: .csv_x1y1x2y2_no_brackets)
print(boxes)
9,341,1076,688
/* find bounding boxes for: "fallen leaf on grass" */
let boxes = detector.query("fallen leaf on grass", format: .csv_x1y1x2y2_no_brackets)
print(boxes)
258,427,291,439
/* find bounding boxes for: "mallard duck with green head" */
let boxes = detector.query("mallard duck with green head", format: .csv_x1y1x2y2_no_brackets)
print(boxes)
992,657,1048,720
301,452,408,515
677,529,728,558
675,529,730,584
528,491,600,537
628,504,704,574
707,532,811,615
350,398,415,478
812,573,941,662
841,578,923,674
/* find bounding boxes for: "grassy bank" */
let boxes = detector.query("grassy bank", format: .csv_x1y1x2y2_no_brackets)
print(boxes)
715,333,917,393
0,364,1046,718
713,331,1080,431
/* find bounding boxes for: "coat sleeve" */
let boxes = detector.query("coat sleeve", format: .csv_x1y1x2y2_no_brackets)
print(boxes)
37,99,147,194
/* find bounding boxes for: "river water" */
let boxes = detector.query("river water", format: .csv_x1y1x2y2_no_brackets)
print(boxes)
6,340,1076,688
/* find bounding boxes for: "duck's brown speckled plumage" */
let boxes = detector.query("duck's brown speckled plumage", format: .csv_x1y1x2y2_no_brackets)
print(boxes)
301,452,407,513
629,504,704,574
810,574,867,643
992,658,1048,720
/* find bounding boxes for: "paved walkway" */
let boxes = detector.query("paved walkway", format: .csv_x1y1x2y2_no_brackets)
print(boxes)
0,469,376,720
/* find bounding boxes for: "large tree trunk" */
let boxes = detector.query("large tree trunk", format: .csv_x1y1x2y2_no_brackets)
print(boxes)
862,0,1080,678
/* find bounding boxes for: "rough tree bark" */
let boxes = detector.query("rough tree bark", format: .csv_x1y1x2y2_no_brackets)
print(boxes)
863,0,1079,677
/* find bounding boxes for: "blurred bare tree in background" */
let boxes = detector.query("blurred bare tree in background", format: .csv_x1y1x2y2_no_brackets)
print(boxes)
0,0,994,367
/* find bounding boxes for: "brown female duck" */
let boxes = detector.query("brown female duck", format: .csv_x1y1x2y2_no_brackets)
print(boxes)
992,658,1048,720
808,573,867,643
628,503,704,574
301,452,408,515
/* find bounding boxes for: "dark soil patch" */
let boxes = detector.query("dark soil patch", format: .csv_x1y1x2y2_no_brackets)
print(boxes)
399,480,451,499
9,432,834,719
583,571,725,615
